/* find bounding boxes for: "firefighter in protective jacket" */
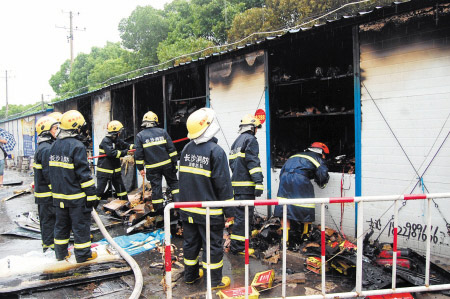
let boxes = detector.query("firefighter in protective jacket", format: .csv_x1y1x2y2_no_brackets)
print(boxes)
135,111,179,212
179,108,233,290
96,120,134,201
229,114,264,255
34,115,59,252
273,142,329,241
49,110,99,263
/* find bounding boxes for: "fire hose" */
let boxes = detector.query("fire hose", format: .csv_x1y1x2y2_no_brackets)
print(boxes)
91,210,143,299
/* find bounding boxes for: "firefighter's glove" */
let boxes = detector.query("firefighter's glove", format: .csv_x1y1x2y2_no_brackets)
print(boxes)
86,198,99,210
254,188,263,197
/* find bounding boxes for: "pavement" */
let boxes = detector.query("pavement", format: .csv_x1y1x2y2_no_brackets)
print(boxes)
0,169,449,298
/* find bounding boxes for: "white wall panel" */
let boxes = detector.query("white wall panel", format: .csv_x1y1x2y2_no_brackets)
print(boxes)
209,51,268,200
360,17,450,257
92,92,111,175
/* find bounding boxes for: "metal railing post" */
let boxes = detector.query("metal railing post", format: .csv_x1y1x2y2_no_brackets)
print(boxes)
164,204,173,299
425,197,432,286
245,205,249,299
355,200,364,295
162,194,450,299
321,203,326,295
206,207,212,299
392,199,398,289
282,204,287,298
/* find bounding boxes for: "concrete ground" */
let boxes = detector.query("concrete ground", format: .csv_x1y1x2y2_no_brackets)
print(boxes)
0,169,448,298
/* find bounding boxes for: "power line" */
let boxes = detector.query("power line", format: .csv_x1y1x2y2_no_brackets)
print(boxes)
57,0,390,99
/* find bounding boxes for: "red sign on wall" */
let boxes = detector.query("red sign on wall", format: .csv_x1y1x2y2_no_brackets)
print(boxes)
255,109,266,125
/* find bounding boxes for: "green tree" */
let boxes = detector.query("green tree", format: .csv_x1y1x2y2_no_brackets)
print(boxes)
119,6,170,66
49,60,71,95
157,36,215,66
49,42,137,97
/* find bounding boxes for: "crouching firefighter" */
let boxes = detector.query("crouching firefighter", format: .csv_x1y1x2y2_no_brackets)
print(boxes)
229,114,264,255
273,142,329,242
34,115,59,252
96,120,134,202
49,110,99,263
179,108,233,290
135,111,179,213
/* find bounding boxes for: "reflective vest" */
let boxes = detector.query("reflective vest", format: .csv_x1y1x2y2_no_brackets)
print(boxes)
229,132,264,194
179,138,234,225
49,137,98,208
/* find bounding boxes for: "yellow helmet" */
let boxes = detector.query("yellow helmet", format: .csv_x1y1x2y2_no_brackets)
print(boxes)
60,110,86,130
36,116,59,136
142,111,158,124
186,108,215,139
107,120,124,133
240,114,262,128
48,112,63,122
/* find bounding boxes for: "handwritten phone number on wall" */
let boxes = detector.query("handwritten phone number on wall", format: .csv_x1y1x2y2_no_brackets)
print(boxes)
387,222,439,244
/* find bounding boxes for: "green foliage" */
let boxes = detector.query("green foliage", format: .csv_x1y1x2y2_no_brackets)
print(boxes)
0,103,52,120
157,36,215,66
48,0,403,100
119,6,170,65
49,42,136,97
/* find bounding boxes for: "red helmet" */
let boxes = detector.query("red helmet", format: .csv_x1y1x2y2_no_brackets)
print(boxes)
310,142,329,154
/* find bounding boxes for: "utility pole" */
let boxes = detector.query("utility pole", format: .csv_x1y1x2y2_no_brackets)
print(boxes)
41,94,45,111
56,11,85,71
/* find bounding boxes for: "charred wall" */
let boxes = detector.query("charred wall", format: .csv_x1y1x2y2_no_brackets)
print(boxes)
111,86,134,143
166,66,206,153
135,78,164,136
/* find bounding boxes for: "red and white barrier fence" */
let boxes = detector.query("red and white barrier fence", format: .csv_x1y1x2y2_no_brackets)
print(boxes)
163,193,450,298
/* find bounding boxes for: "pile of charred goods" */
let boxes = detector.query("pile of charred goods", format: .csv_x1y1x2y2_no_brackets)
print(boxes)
102,184,179,234
224,215,450,294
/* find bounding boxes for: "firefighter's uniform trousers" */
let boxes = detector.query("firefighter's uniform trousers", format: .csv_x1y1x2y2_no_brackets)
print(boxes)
228,132,264,253
273,152,329,222
146,164,179,212
33,138,56,251
179,137,234,286
135,127,179,211
96,136,133,201
49,135,99,262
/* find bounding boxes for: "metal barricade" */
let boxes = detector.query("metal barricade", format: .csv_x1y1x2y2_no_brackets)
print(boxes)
163,193,450,298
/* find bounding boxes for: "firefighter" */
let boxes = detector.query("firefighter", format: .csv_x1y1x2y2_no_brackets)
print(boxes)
135,111,179,213
49,110,99,263
96,120,134,202
273,142,330,242
34,115,59,252
229,114,264,255
179,108,233,289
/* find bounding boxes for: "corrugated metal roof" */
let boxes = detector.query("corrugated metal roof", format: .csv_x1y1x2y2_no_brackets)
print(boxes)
46,0,441,108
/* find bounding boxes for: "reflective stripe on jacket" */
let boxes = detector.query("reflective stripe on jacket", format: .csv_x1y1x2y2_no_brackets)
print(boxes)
179,138,234,225
49,137,98,208
34,140,53,205
229,132,263,195
135,127,177,172
97,136,133,178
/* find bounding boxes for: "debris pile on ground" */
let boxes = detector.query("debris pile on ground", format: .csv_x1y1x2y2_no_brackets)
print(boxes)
225,214,450,294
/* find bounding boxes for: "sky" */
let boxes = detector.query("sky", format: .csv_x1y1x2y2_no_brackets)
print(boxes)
0,0,172,108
